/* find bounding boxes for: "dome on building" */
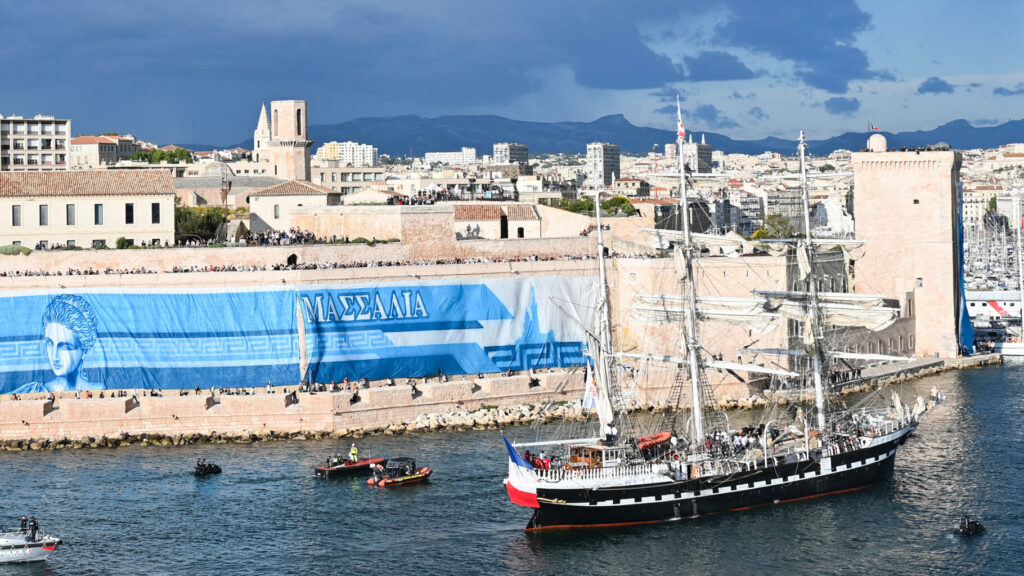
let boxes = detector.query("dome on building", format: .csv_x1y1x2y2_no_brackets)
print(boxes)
866,133,887,152
193,160,235,178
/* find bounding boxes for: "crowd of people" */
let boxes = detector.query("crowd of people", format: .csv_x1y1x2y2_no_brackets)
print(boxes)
1,253,607,278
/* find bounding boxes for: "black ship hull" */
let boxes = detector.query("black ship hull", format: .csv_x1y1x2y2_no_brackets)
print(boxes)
527,432,909,530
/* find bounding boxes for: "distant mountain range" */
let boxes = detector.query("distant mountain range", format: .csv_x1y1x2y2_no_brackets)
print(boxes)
185,115,1024,157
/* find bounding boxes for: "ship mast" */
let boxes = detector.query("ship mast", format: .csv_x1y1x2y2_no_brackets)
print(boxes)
676,98,705,443
1015,192,1024,328
798,131,827,429
593,188,616,435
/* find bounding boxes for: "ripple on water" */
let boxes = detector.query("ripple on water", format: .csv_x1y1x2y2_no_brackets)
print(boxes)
1,366,1021,575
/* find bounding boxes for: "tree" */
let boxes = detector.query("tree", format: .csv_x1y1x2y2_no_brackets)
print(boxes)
175,206,228,240
987,196,998,214
818,163,836,172
602,195,637,216
752,214,796,239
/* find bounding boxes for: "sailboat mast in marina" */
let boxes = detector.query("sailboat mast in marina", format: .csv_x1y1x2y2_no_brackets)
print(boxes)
501,105,945,530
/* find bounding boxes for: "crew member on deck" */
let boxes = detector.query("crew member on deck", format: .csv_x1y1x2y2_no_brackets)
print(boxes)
20,515,27,532
349,443,359,463
29,517,38,542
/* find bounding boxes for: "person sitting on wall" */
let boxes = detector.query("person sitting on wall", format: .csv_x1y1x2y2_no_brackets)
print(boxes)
15,294,106,393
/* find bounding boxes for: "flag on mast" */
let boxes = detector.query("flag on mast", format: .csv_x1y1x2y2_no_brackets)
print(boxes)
676,95,686,140
869,123,879,131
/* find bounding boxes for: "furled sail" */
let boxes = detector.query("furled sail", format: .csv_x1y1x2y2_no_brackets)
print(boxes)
630,294,779,333
587,329,615,433
644,228,750,255
769,300,900,331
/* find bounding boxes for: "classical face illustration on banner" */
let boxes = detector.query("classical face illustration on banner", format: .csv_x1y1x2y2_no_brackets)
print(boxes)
15,294,105,393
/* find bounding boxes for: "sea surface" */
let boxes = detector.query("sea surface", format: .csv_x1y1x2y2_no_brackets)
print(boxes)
1,364,1021,576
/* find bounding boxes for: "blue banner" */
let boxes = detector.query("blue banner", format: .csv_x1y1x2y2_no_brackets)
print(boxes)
0,276,596,393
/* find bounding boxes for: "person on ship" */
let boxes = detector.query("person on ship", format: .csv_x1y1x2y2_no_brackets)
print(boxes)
29,517,38,542
349,443,359,463
19,515,27,533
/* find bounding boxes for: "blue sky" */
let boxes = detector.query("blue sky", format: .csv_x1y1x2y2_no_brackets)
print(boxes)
2,0,1023,145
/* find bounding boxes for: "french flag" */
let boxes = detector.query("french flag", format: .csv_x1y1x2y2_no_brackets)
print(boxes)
503,434,540,508
869,123,879,131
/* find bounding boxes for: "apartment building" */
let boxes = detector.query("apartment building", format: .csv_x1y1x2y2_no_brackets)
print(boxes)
315,141,378,167
493,142,528,165
68,135,143,169
0,114,70,171
586,142,620,187
425,147,476,165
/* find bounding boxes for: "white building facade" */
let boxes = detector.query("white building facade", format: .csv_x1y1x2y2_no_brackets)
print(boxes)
0,170,176,248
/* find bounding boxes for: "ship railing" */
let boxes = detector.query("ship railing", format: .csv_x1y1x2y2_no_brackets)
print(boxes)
533,463,658,483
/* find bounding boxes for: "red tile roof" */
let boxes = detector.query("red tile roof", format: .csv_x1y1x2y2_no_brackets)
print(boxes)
251,180,336,196
71,136,117,145
504,204,538,220
0,170,175,198
454,204,503,221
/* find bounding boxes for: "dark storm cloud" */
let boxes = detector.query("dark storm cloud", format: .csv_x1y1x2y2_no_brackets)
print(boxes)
747,106,768,121
690,104,740,129
0,0,892,142
711,0,890,93
993,83,1024,96
682,51,757,81
916,76,954,94
823,96,861,116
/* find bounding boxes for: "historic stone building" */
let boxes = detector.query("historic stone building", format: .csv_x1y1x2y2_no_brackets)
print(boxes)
252,100,312,181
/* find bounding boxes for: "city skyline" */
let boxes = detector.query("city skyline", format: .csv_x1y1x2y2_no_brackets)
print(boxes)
2,0,1023,144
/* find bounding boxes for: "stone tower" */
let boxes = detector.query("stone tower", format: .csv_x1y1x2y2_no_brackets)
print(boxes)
851,134,965,357
252,100,312,181
253,103,271,163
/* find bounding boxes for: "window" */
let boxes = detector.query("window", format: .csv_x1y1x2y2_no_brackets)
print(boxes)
39,204,48,226
67,240,75,248
273,109,279,137
12,205,21,227
92,239,106,248
151,238,160,246
274,204,280,219
517,227,525,238
152,202,160,224
916,277,924,288
297,109,302,136
94,203,104,225
66,204,76,225
913,199,920,205
125,203,134,224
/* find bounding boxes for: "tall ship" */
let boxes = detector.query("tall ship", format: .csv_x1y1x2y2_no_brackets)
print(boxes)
502,106,944,530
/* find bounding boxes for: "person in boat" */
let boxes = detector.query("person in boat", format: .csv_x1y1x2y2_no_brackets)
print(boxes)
349,444,359,463
15,294,106,394
29,517,38,542
20,515,27,533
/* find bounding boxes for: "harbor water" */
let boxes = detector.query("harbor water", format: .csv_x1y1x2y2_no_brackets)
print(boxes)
1,365,1021,575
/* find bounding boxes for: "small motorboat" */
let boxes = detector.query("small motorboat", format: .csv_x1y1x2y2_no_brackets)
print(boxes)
367,457,432,487
955,514,985,536
0,530,62,564
192,458,222,477
315,456,388,478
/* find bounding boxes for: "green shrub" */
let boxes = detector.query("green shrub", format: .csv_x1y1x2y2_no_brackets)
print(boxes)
0,245,31,256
